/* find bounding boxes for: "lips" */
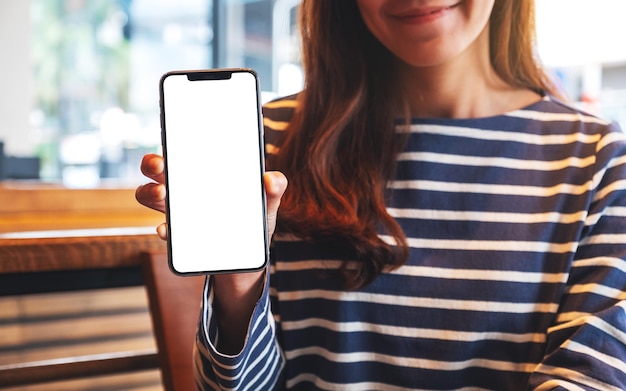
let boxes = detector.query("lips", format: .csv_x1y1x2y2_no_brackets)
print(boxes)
391,2,460,22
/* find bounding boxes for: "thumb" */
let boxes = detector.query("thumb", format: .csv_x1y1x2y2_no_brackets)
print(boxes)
264,171,288,239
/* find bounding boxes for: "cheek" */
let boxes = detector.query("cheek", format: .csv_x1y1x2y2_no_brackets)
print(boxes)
356,6,381,38
468,0,495,32
355,0,391,40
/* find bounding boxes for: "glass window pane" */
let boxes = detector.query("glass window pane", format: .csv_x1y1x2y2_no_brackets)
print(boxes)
28,0,302,186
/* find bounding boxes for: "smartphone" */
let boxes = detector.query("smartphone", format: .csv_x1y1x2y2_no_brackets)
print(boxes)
159,68,268,275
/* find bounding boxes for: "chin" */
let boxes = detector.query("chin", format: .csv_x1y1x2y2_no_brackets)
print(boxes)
397,54,454,69
391,44,463,69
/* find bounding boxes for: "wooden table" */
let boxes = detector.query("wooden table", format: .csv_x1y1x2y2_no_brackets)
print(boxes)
0,183,169,389
0,181,164,234
0,227,166,274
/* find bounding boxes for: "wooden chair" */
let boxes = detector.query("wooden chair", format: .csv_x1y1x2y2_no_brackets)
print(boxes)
0,233,202,390
141,250,206,391
0,229,166,389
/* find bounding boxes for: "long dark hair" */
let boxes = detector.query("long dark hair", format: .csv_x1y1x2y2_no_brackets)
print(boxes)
275,0,560,289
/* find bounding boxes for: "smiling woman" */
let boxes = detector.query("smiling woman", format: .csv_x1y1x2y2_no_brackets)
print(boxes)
133,0,626,389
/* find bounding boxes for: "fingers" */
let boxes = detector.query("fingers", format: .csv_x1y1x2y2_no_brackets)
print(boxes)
140,153,165,184
135,181,167,213
136,155,288,245
156,222,168,240
264,171,288,238
136,153,167,214
148,171,287,246
137,153,168,241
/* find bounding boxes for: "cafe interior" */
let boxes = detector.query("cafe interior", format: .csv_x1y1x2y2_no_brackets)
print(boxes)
0,0,625,390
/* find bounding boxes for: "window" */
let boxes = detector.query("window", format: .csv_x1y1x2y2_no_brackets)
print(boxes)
28,0,302,186
535,0,626,127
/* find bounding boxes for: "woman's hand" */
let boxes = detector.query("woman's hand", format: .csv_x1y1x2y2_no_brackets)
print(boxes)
135,153,288,241
135,153,168,238
135,153,288,354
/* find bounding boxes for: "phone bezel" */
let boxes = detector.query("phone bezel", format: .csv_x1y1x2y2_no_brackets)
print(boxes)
158,68,269,276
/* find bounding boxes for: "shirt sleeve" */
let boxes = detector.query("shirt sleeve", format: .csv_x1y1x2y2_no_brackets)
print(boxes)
529,126,626,390
193,271,285,390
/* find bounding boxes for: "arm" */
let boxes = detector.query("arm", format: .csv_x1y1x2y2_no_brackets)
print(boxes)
529,129,626,390
136,154,288,390
194,270,284,390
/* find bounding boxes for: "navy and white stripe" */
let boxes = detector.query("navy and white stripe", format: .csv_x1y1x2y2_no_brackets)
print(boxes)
195,95,626,390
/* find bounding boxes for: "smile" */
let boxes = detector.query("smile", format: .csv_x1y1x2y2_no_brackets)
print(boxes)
392,2,461,24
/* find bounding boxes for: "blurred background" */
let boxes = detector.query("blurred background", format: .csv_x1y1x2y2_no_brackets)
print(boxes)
0,0,625,188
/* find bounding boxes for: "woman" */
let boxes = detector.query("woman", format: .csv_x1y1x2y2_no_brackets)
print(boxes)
136,1,626,389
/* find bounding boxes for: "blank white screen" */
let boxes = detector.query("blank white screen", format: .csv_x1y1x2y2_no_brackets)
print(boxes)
161,70,267,274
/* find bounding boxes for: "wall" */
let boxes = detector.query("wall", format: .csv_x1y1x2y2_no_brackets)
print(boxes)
0,1,32,156
535,0,626,67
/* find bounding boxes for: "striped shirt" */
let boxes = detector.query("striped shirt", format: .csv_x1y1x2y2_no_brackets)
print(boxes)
195,94,626,390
